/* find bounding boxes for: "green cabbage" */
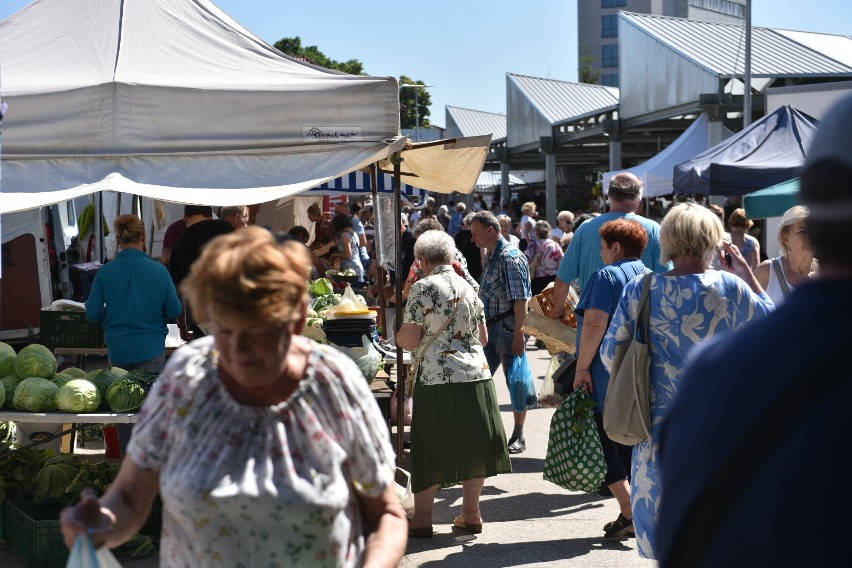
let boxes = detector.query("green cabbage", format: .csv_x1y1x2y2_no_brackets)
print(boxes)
0,342,16,377
84,367,127,408
15,344,57,379
309,278,334,297
56,379,101,413
50,373,73,388
13,377,60,412
34,456,80,502
0,375,22,408
106,379,147,413
61,367,87,379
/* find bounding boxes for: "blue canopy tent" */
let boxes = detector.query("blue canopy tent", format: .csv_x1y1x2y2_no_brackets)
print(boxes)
673,105,820,196
743,178,799,219
306,170,422,197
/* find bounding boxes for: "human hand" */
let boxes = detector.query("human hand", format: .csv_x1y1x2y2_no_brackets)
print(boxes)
573,368,593,393
512,332,526,356
60,488,116,549
720,241,751,279
178,327,193,343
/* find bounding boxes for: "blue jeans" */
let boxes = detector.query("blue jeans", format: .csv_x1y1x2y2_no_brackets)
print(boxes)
484,317,518,386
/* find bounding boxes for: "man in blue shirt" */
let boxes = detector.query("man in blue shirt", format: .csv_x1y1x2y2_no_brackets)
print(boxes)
550,173,668,317
471,211,532,454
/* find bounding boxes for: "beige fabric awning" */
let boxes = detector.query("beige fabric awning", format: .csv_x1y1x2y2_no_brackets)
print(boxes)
377,135,492,194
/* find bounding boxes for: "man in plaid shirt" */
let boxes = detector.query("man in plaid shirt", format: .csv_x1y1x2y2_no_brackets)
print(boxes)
470,211,532,454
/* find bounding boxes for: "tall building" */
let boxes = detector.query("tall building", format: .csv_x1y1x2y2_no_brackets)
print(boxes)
578,0,747,88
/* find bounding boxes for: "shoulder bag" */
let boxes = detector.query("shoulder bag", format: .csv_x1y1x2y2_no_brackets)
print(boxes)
603,273,653,446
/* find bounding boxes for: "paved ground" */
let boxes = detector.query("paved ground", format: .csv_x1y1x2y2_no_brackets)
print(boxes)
0,343,657,567
398,342,655,568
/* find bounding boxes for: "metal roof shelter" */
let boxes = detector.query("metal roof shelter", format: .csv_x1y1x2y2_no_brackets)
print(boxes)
446,106,507,141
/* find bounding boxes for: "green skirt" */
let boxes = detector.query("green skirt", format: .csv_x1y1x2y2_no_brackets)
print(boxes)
410,379,512,493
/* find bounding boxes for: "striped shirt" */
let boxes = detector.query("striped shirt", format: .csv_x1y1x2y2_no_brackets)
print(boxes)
479,236,531,319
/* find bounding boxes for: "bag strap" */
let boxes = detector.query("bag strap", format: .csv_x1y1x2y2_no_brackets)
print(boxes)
771,257,792,299
407,284,468,392
666,338,852,566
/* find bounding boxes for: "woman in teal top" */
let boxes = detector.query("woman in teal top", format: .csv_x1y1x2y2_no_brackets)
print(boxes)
85,214,182,371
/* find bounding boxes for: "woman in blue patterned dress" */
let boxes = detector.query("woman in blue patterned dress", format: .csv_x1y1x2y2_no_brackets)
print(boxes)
600,203,774,559
329,213,364,281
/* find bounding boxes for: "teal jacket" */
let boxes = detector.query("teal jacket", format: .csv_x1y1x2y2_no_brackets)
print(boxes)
85,248,182,366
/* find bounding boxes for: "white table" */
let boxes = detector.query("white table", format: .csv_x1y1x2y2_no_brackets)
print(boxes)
0,410,137,424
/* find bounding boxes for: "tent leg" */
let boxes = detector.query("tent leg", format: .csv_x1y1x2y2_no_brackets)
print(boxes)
392,154,407,473
370,166,389,339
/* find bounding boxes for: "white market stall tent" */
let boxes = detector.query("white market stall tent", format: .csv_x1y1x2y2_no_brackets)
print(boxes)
602,114,733,197
0,0,404,214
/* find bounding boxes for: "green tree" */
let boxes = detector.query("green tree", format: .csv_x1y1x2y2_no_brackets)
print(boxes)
398,75,432,130
274,36,365,75
579,48,600,85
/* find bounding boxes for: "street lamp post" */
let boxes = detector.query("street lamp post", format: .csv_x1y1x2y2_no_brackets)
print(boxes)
399,84,434,142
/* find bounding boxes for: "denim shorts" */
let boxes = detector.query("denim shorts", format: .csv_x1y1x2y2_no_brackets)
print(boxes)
484,317,518,384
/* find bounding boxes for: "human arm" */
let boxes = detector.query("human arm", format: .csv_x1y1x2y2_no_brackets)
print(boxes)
753,260,770,291
512,298,527,355
749,237,761,270
479,321,488,346
721,241,765,295
550,277,571,319
84,273,105,322
395,323,422,351
359,485,408,568
160,247,172,266
573,307,609,392
60,460,159,550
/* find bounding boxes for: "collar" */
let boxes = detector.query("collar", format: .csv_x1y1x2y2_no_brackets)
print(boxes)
431,264,453,275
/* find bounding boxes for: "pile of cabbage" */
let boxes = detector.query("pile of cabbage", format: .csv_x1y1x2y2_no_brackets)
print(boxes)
0,341,158,414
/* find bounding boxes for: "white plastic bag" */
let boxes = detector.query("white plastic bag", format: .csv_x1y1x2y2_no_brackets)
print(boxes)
394,468,415,517
333,335,382,382
66,535,122,568
538,355,564,408
327,284,369,318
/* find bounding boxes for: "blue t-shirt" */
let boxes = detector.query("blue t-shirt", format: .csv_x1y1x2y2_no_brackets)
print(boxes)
556,212,669,292
656,279,852,566
85,248,183,366
574,259,647,407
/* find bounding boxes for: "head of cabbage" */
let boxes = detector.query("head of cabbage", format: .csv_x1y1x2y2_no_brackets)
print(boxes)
106,379,146,413
34,456,80,502
56,379,101,413
13,377,59,412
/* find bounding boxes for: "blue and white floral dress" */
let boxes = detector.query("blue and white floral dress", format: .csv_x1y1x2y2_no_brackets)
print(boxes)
601,271,774,558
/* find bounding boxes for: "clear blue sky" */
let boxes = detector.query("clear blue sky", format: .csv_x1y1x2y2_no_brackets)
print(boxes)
1,0,850,126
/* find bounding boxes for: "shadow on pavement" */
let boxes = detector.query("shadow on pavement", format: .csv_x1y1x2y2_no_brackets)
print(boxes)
411,537,634,567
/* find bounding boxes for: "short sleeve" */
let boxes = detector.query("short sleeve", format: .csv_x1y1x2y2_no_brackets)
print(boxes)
403,280,429,325
317,349,396,497
576,269,618,318
474,296,486,325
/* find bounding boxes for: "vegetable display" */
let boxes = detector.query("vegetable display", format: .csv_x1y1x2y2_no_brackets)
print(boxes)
85,367,127,408
106,379,147,413
1,375,22,408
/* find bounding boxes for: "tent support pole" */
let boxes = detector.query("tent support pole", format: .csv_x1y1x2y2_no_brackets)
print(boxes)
393,153,406,472
370,165,389,339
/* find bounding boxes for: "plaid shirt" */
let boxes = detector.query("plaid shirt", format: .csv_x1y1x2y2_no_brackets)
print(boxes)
479,236,531,319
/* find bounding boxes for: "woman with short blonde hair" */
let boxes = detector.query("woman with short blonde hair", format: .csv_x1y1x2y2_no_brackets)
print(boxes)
518,202,537,244
754,205,816,306
600,203,773,558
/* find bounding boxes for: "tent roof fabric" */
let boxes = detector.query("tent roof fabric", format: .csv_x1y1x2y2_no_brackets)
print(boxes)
743,178,800,219
673,105,820,196
446,106,507,141
476,171,525,189
621,12,852,78
309,171,421,197
507,74,619,125
0,0,406,213
602,113,733,198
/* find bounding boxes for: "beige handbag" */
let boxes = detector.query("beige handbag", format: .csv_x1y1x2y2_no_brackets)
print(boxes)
603,273,653,446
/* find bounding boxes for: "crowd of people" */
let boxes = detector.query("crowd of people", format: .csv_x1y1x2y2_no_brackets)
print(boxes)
66,96,852,565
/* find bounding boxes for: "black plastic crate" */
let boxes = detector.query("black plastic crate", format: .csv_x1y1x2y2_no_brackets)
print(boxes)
39,310,104,349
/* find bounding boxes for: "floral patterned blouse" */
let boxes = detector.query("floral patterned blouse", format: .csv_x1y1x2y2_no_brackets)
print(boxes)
403,265,490,386
127,335,396,568
524,238,564,278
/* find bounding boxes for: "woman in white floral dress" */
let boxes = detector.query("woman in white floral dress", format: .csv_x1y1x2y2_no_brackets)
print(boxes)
61,227,407,567
397,230,511,538
600,203,774,559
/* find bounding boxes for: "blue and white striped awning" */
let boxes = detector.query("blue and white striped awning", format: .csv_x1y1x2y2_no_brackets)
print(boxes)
307,171,422,197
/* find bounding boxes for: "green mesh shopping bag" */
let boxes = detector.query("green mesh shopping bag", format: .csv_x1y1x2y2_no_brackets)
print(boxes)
543,388,606,492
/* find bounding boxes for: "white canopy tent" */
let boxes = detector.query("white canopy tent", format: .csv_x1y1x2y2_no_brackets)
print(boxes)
602,113,732,197
0,0,404,214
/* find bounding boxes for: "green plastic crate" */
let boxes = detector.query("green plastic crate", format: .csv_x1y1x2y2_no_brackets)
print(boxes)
5,500,68,568
39,310,104,349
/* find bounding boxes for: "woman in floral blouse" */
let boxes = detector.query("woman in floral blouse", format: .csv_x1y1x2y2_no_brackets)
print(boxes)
61,227,407,567
397,230,511,538
524,220,565,295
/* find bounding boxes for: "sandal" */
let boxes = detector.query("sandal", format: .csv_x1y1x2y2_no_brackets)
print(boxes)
603,513,634,539
453,516,483,534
